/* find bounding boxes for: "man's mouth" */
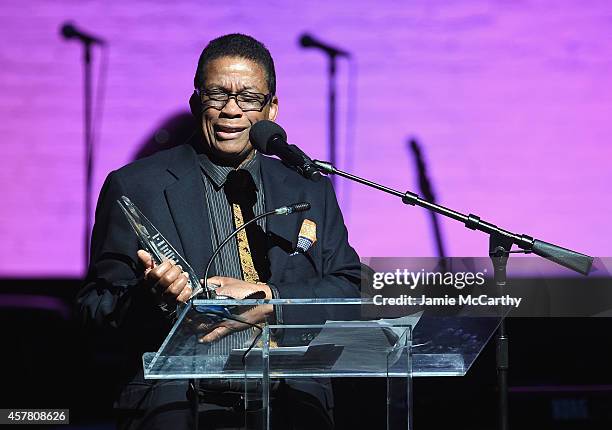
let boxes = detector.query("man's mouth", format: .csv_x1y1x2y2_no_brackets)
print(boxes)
214,124,248,140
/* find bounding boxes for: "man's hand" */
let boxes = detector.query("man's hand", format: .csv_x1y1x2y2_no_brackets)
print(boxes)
199,276,273,343
208,276,272,300
137,250,193,306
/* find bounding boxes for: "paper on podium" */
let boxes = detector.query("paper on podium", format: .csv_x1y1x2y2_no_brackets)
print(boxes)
308,312,422,373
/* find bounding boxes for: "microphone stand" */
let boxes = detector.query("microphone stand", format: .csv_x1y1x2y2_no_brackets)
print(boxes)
313,159,593,430
64,34,95,270
61,23,107,270
299,35,350,188
328,53,338,187
408,138,447,259
83,40,94,269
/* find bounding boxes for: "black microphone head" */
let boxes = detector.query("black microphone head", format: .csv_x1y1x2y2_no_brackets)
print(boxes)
61,23,77,39
289,202,311,213
60,22,105,45
299,34,314,47
409,138,420,154
298,33,351,58
249,120,287,154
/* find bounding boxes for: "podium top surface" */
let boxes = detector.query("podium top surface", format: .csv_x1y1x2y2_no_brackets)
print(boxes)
143,299,502,380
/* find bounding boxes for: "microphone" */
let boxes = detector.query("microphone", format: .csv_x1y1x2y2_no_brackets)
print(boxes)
249,120,323,181
60,22,106,45
190,202,311,301
275,202,311,215
299,33,351,58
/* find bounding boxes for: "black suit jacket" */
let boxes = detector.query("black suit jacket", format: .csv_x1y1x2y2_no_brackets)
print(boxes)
78,143,361,372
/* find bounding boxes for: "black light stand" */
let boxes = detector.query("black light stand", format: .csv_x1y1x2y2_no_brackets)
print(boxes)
313,159,594,430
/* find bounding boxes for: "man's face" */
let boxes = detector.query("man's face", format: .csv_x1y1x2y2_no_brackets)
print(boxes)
199,56,278,165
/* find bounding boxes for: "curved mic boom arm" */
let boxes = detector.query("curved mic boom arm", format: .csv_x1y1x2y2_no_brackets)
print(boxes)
189,203,311,301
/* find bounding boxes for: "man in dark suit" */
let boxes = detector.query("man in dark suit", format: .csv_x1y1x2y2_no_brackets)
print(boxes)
78,34,361,429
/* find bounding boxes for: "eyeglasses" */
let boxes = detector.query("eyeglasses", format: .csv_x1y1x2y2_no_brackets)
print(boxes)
196,88,272,112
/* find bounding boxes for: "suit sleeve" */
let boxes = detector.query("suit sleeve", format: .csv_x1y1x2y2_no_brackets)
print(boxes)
76,171,170,337
272,177,362,325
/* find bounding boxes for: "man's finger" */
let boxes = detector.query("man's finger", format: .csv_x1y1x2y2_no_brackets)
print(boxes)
148,260,174,282
206,276,231,287
176,280,193,303
165,272,189,297
137,250,154,269
199,325,233,343
159,264,182,289
214,284,258,300
136,249,155,279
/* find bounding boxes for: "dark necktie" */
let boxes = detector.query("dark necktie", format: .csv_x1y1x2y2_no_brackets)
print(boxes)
224,169,270,284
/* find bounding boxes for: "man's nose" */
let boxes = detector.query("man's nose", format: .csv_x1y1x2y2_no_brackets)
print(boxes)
220,96,242,117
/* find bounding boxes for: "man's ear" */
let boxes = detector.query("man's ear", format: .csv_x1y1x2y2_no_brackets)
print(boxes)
267,96,279,121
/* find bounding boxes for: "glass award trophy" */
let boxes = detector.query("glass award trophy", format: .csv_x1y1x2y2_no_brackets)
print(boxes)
117,195,212,299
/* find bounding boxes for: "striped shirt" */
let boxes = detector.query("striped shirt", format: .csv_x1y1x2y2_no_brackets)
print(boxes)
198,151,274,350
198,151,267,280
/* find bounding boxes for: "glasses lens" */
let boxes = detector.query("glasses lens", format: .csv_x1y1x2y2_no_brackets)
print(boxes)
236,93,266,111
201,90,227,109
200,90,269,111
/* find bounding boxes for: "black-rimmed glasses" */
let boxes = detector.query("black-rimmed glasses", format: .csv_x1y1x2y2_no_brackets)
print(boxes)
196,88,272,112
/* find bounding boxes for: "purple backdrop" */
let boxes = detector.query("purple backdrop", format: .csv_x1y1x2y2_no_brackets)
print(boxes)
1,1,611,277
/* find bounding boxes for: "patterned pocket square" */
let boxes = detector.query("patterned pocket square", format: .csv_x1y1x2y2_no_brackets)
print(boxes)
290,219,317,255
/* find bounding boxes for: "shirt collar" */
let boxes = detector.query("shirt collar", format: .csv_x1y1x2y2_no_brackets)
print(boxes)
198,151,262,190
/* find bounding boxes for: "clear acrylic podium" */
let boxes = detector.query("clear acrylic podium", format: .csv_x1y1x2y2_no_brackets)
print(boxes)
143,298,502,429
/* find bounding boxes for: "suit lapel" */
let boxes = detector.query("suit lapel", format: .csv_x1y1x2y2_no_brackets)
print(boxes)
260,155,305,283
161,149,302,282
163,146,213,278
